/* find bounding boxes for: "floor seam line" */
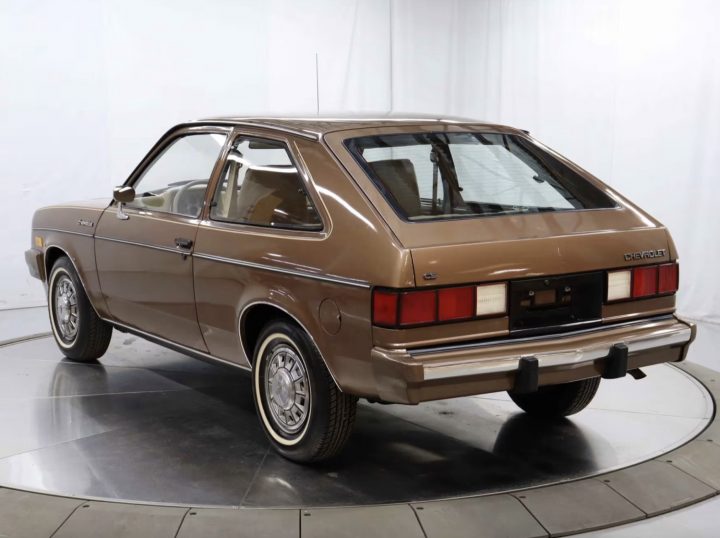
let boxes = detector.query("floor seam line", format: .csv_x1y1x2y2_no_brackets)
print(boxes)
0,427,127,463
511,494,551,537
595,477,649,518
0,387,199,402
48,499,87,538
665,459,720,492
173,507,192,538
408,504,428,538
586,407,711,420
0,332,52,348
239,447,270,507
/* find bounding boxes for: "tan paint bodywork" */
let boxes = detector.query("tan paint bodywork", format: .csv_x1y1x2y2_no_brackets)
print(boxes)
27,117,689,403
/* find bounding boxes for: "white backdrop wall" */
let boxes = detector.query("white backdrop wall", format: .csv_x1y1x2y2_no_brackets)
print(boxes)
1,0,718,323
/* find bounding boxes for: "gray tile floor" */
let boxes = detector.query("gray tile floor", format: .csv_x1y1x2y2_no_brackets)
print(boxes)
580,337,720,537
0,307,718,536
0,305,50,343
0,333,710,507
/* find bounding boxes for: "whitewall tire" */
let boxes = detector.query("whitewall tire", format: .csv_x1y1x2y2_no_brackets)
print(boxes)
252,320,357,463
48,257,112,361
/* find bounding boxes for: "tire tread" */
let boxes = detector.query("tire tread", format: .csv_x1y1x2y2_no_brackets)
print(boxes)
508,377,601,418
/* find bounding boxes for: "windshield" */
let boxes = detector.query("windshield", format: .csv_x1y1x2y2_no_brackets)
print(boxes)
345,132,616,221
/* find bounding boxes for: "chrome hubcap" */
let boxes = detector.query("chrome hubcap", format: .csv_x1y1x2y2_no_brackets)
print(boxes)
54,275,78,342
264,344,310,435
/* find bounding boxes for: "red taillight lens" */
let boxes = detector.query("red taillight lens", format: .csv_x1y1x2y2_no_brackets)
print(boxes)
373,283,505,327
399,290,437,326
658,263,679,294
438,286,475,321
372,290,398,326
632,266,658,298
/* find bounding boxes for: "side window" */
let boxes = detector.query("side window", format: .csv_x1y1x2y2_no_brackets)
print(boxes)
128,133,226,217
210,137,322,230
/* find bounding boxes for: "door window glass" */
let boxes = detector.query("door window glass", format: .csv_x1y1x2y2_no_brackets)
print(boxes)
128,133,226,217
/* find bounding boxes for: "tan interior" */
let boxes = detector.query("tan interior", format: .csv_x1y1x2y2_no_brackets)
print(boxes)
232,168,313,226
368,159,421,217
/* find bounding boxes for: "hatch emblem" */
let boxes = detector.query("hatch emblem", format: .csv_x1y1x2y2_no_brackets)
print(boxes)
624,248,666,262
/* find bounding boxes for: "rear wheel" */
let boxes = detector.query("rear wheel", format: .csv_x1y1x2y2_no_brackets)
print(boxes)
508,377,601,418
48,257,112,361
252,320,357,463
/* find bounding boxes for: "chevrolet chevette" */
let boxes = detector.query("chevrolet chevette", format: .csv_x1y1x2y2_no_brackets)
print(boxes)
26,115,695,462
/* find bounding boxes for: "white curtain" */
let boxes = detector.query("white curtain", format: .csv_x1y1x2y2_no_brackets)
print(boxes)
1,0,718,323
390,0,720,323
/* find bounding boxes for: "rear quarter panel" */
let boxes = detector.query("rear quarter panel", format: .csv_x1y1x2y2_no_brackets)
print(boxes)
192,135,414,397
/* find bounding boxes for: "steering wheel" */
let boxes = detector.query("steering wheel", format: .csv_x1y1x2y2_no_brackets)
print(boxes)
172,180,207,217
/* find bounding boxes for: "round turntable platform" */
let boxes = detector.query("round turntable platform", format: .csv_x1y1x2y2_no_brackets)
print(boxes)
0,332,712,509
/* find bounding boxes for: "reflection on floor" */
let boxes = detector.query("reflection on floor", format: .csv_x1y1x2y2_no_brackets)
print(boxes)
0,323,712,508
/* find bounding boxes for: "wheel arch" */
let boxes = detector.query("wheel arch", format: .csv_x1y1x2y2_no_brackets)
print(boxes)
44,246,68,283
239,301,343,390
43,245,103,318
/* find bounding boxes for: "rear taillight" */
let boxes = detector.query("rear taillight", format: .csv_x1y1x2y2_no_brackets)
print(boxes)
658,263,679,294
632,266,658,298
476,283,507,316
399,290,436,325
606,262,678,302
438,286,475,321
607,270,631,301
372,290,399,326
373,283,507,328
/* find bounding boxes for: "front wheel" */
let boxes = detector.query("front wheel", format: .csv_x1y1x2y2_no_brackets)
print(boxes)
508,377,601,418
252,320,357,463
48,256,112,361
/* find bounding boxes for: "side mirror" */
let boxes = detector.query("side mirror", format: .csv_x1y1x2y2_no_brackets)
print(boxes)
113,186,135,220
113,185,135,203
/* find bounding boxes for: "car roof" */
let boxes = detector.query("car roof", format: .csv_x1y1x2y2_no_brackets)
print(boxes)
189,114,522,140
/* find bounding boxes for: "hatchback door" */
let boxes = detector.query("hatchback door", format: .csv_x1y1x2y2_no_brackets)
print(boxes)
325,125,675,340
95,128,229,350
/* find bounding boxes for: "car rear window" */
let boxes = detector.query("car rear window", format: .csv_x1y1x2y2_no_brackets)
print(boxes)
345,132,617,221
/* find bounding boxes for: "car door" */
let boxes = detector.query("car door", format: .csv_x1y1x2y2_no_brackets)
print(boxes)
95,126,230,351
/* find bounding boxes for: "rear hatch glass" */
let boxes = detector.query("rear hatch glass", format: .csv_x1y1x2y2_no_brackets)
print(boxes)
344,132,616,221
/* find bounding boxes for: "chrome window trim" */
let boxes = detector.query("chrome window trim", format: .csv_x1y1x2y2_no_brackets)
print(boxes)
207,132,325,233
410,314,676,357
193,252,370,289
191,120,320,140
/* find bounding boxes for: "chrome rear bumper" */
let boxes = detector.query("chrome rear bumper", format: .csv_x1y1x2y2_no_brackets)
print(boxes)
417,318,692,381
370,315,696,404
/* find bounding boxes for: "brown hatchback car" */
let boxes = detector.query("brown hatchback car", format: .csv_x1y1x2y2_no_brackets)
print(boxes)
26,116,695,462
